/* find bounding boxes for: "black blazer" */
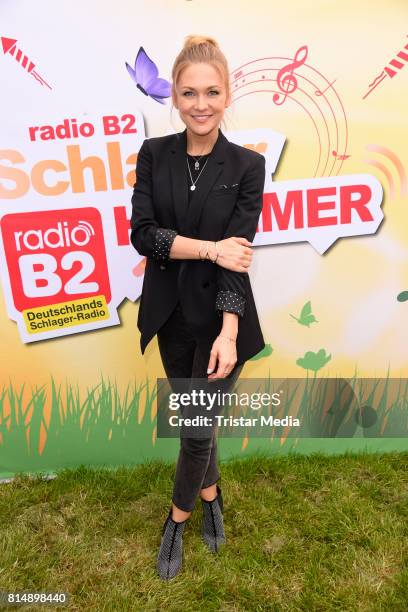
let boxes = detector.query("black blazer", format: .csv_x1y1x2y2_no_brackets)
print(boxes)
130,127,266,366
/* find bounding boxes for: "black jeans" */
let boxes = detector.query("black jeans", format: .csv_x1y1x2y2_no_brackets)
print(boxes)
157,301,244,512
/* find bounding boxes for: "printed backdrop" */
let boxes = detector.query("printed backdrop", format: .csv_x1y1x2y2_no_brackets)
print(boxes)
1,0,407,479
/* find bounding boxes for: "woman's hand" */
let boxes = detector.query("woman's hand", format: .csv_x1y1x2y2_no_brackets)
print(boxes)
207,335,237,380
209,237,253,272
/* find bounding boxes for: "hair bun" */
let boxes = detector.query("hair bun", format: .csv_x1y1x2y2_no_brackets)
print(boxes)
183,35,219,50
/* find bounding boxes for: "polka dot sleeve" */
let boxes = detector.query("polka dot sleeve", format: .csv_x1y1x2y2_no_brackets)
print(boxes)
152,228,178,263
215,290,245,318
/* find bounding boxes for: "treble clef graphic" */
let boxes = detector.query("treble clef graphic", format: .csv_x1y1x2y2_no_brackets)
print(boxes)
273,45,308,106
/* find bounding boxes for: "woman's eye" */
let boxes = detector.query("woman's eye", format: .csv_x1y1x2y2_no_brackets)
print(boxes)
182,90,219,96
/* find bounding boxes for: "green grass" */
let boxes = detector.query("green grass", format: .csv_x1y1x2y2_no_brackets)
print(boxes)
0,452,407,611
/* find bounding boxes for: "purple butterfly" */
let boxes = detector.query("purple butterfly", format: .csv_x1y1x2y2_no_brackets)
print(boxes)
126,47,171,105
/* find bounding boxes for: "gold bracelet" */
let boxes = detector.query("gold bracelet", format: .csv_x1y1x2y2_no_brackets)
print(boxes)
199,240,205,260
218,334,237,342
208,241,218,263
204,241,210,260
214,241,221,263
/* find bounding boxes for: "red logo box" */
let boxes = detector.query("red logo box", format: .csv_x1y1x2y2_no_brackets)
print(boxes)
0,207,111,311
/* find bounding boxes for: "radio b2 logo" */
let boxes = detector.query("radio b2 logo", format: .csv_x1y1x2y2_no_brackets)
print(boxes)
1,207,111,311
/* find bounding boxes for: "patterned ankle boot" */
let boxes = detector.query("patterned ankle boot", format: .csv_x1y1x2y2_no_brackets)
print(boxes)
156,506,187,580
201,484,226,553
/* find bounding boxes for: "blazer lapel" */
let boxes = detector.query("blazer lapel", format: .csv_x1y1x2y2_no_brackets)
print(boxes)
170,130,189,233
170,127,229,235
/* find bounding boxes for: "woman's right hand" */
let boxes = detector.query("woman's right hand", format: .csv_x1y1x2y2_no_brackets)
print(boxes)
211,237,253,272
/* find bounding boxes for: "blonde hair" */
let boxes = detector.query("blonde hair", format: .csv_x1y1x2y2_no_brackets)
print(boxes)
170,35,231,131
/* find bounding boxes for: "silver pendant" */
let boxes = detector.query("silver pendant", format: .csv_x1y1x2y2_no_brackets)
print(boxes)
194,161,200,170
190,185,196,191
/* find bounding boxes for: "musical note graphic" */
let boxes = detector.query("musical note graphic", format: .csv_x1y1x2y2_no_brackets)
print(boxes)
1,36,52,89
273,45,308,106
332,150,351,160
315,79,336,96
363,36,408,99
230,52,349,177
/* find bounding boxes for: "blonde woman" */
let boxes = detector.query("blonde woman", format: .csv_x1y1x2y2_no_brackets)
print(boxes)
130,35,265,580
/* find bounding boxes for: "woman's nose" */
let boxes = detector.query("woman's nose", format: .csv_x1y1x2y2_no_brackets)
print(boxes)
194,96,208,110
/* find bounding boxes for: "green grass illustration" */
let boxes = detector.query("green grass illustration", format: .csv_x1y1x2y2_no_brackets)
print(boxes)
1,373,407,479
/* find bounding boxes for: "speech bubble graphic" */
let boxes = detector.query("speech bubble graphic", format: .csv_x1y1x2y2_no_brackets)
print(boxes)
0,110,287,342
255,174,384,254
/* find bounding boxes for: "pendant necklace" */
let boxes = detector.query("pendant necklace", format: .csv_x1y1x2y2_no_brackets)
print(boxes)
188,147,209,170
186,155,209,191
191,155,202,171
